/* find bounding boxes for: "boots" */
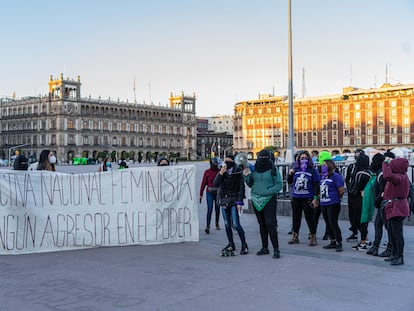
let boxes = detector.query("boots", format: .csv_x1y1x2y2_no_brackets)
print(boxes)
390,256,404,266
366,246,378,256
323,240,336,249
273,249,280,259
336,242,343,252
309,234,317,246
288,232,299,244
240,243,249,255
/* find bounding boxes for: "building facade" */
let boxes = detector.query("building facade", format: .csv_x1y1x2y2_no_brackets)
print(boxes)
0,74,197,163
234,83,414,158
206,115,233,135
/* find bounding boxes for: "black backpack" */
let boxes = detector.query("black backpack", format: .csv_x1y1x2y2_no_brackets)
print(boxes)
14,155,29,170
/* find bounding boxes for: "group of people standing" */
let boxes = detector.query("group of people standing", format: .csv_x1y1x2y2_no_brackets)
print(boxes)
199,150,283,259
199,148,411,266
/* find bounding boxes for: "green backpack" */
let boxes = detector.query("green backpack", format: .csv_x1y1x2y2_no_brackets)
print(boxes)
361,173,377,223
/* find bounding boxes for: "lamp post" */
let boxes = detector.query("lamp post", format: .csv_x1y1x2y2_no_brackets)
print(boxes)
224,145,233,159
8,143,31,167
286,0,295,163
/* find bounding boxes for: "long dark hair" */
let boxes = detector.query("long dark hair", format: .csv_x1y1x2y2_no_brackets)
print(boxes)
38,149,55,171
295,150,314,169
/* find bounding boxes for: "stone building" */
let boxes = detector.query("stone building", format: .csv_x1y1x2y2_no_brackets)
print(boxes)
233,83,414,158
0,74,197,163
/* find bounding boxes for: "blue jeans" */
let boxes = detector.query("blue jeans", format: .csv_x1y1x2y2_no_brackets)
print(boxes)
206,191,220,228
221,205,247,247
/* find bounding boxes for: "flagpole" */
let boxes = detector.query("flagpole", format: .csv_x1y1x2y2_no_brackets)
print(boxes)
286,0,294,162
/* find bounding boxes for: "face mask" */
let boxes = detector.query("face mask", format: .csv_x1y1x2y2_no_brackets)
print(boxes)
321,165,328,176
300,159,308,171
49,155,57,164
225,161,234,169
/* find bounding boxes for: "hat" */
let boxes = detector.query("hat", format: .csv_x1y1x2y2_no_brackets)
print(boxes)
384,151,395,159
318,151,332,165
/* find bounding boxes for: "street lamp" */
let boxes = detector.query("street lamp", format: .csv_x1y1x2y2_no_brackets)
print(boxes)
8,143,31,167
224,145,233,159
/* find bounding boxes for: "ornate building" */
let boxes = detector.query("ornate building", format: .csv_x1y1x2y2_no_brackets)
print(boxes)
234,83,414,158
0,74,197,163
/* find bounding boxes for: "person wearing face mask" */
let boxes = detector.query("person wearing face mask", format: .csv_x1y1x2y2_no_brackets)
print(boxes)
313,151,332,241
319,158,345,252
244,150,283,259
345,149,365,242
287,150,320,246
214,154,248,256
199,157,221,234
37,149,56,171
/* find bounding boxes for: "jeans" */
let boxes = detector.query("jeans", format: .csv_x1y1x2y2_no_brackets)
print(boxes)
222,205,247,247
206,191,220,228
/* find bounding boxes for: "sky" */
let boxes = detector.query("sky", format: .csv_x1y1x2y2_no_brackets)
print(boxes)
1,0,413,117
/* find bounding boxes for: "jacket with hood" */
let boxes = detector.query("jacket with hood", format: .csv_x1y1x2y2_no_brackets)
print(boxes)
370,153,386,208
383,157,410,219
348,154,371,197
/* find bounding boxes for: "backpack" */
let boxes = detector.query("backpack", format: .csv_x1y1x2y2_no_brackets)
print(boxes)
361,173,376,223
408,182,414,215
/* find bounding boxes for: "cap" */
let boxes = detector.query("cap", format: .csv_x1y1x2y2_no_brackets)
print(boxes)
319,150,332,165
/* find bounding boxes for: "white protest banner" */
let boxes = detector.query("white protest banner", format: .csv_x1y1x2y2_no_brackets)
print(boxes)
0,165,198,255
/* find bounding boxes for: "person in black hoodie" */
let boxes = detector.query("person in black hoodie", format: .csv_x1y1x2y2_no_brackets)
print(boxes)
214,154,248,256
348,153,372,250
366,153,387,256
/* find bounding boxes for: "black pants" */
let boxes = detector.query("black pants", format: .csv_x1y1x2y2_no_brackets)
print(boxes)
314,205,329,235
254,196,279,250
373,208,388,248
388,216,405,258
291,197,316,235
348,195,368,240
325,203,342,242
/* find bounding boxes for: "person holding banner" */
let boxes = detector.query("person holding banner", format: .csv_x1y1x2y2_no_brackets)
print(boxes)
37,149,56,171
214,154,248,257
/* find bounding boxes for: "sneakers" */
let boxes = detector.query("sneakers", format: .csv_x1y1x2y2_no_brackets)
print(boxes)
204,227,210,234
346,234,358,242
256,248,270,256
336,242,343,252
273,249,280,259
352,241,371,251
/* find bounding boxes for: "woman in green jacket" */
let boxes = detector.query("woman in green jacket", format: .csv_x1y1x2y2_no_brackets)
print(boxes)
244,150,283,259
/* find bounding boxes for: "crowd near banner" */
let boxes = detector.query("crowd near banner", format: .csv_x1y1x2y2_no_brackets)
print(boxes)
0,165,198,255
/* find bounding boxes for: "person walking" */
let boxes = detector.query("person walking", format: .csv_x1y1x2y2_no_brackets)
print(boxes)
287,150,320,246
382,155,410,266
244,150,283,259
214,154,248,256
319,157,345,252
199,157,221,234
